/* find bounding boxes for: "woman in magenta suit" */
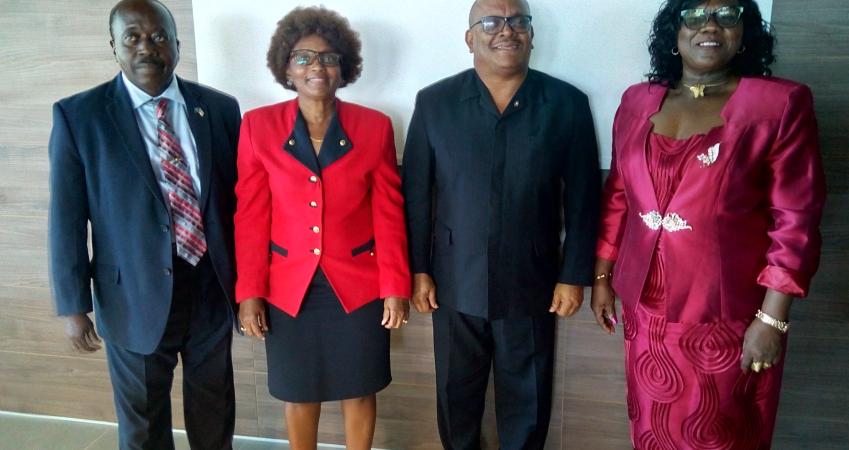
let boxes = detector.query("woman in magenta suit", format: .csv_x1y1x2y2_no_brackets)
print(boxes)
233,7,410,450
590,0,825,448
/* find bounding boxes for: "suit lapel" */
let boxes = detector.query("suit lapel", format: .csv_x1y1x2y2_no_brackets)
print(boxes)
179,78,213,213
283,111,321,176
106,75,167,208
316,106,352,169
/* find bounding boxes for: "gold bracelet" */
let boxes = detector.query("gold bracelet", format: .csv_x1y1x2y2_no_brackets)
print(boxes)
595,273,612,281
755,309,789,334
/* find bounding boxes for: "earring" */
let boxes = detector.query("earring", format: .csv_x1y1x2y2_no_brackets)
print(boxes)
671,46,680,56
286,79,293,87
737,45,746,54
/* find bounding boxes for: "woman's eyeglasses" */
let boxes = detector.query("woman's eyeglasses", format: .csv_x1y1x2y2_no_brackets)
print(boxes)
289,49,343,67
680,6,744,30
469,15,532,35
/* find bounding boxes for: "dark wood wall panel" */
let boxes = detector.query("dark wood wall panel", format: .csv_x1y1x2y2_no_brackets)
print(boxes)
769,0,849,448
1,1,846,449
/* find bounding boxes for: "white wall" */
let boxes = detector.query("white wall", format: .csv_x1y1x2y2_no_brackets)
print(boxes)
193,0,772,168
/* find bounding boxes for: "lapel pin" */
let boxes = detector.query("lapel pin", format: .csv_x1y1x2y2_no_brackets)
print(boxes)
194,107,205,117
697,143,720,167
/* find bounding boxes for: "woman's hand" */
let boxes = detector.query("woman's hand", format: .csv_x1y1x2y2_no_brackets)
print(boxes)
740,319,783,373
382,296,410,329
741,289,793,373
238,297,268,340
590,279,618,334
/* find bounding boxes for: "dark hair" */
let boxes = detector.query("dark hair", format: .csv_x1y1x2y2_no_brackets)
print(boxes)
647,0,776,86
109,0,177,39
267,6,363,90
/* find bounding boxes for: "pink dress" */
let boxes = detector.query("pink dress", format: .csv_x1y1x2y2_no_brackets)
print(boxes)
624,132,782,450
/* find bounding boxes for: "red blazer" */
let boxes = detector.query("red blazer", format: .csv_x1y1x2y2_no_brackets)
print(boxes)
598,77,825,323
234,98,411,316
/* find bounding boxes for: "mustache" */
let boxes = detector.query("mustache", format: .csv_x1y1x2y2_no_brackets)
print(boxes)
135,57,163,66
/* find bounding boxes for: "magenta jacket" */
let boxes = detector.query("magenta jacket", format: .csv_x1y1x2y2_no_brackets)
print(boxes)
598,77,826,323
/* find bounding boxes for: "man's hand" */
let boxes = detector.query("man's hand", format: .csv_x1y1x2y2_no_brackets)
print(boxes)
411,273,438,313
64,313,101,353
238,297,268,340
549,283,584,317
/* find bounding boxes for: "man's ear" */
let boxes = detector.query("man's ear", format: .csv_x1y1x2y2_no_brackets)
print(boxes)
465,30,474,53
109,40,117,60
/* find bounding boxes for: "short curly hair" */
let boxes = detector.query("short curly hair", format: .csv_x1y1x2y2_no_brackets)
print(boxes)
267,6,363,90
647,0,776,86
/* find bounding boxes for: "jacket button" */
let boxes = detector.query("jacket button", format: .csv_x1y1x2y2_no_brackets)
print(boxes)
309,201,318,208
312,248,321,255
161,224,170,233
339,139,347,146
309,175,318,183
369,251,375,256
288,139,295,146
163,268,172,276
311,226,320,233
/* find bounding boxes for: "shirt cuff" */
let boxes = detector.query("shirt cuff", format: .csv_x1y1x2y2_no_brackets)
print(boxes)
757,265,809,298
596,239,619,261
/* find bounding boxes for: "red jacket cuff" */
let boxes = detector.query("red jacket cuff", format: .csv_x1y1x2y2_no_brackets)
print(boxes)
596,239,619,261
757,265,809,298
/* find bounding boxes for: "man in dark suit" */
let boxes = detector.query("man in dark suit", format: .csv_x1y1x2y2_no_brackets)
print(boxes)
402,0,600,448
48,1,240,448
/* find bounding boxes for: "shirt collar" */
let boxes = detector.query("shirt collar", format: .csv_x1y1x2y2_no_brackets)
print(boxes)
460,68,546,105
121,73,185,110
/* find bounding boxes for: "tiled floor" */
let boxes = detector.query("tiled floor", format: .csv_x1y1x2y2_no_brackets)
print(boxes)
0,411,344,450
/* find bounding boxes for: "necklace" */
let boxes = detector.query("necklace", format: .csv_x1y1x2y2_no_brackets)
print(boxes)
681,79,730,99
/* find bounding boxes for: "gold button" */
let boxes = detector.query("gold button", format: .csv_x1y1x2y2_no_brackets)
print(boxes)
312,248,321,255
309,201,318,208
309,175,318,183
339,139,347,146
311,226,320,233
288,139,295,146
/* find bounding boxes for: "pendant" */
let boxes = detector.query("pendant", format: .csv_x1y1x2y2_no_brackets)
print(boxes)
688,84,706,99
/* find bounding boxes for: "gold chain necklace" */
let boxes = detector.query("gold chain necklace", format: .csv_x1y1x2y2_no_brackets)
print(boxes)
681,79,730,99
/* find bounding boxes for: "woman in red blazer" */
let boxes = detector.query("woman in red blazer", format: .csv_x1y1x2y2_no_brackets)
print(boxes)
233,7,410,450
590,1,825,448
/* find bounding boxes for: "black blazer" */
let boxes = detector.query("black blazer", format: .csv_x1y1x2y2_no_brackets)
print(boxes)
402,69,600,319
48,74,241,354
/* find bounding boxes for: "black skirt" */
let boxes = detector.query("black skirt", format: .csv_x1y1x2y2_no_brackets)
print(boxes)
265,268,390,403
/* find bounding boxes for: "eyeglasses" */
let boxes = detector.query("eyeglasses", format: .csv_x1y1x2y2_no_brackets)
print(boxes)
680,6,744,30
289,49,343,67
470,15,532,35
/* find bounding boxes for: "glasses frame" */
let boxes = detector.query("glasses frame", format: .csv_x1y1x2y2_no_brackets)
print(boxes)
288,49,343,67
679,5,745,30
469,15,533,35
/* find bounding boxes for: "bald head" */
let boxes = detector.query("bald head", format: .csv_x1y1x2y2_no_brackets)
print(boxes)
469,0,531,27
109,0,176,39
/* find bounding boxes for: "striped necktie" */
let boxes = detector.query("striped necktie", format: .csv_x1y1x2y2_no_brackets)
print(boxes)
156,98,206,266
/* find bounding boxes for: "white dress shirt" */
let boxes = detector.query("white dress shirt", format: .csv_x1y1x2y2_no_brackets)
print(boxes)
122,73,202,206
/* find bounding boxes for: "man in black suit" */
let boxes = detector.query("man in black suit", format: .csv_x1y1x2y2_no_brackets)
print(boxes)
48,1,240,448
402,0,600,448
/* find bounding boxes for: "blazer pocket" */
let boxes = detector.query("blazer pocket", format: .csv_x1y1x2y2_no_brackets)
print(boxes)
93,263,120,284
269,241,288,257
352,238,376,257
434,221,453,246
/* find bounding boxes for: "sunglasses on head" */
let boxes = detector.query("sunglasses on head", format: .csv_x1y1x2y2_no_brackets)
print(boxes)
470,15,532,35
679,5,744,30
289,49,343,67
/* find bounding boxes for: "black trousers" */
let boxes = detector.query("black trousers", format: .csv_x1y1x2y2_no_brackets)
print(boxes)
104,253,235,450
433,306,555,450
